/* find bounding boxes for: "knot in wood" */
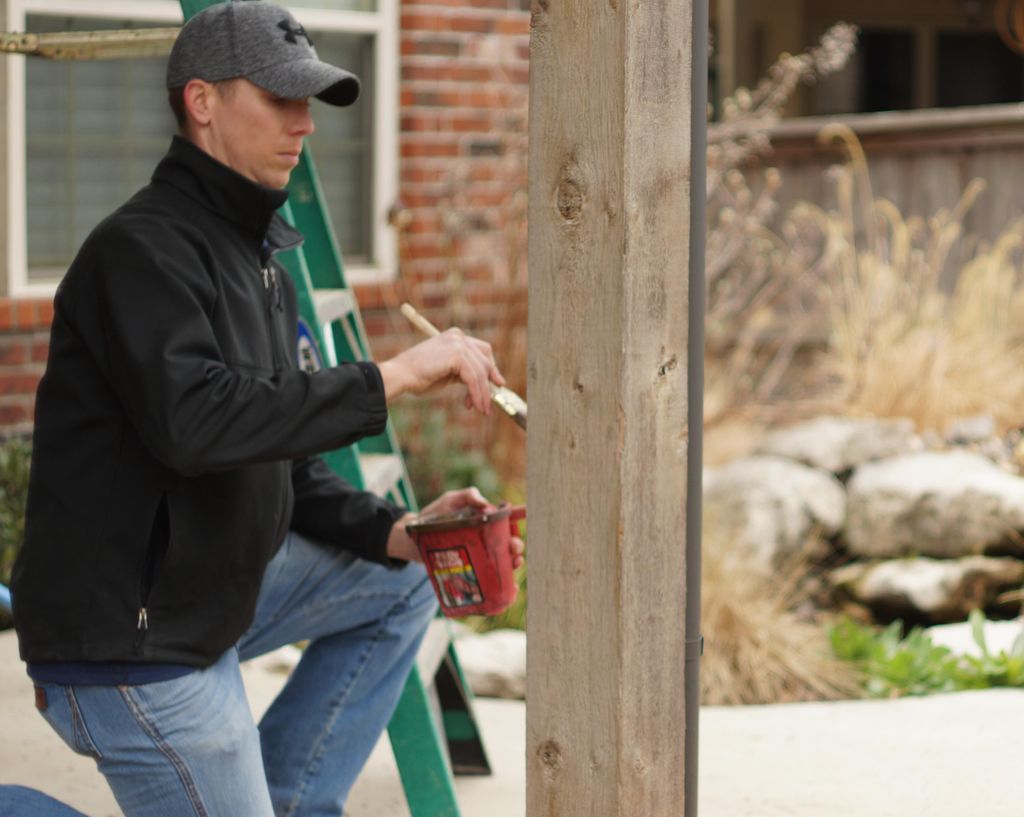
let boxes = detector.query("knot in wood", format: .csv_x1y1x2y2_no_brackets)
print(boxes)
556,178,583,223
530,1,549,33
537,739,564,771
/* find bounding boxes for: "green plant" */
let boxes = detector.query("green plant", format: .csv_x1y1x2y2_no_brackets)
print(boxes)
829,617,961,697
829,610,1024,698
391,403,503,505
0,436,30,628
0,436,30,589
954,610,1024,689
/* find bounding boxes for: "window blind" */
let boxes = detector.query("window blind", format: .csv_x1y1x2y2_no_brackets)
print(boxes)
307,31,374,264
26,17,174,277
25,15,374,279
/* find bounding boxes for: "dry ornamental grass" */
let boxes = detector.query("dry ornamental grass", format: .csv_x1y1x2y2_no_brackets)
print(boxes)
700,523,862,706
813,124,1024,433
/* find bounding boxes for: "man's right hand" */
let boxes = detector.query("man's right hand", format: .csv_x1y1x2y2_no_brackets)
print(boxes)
377,328,505,415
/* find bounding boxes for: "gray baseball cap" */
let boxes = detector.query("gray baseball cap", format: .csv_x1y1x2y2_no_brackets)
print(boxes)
166,0,360,107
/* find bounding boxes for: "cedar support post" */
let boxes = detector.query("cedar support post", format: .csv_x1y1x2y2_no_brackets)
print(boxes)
526,0,702,815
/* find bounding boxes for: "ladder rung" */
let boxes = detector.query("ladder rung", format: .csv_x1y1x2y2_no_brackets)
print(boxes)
416,619,453,681
0,28,180,60
312,288,355,325
359,453,404,499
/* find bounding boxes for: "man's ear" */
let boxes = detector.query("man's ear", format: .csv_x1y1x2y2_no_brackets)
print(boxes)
183,79,215,129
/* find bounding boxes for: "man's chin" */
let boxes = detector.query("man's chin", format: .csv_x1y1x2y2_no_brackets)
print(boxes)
261,172,292,190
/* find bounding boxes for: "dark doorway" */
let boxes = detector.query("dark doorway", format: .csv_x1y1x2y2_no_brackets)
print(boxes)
859,29,915,113
937,31,1024,107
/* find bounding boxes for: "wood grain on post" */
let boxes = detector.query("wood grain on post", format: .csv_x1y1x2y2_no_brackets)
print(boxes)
526,0,693,815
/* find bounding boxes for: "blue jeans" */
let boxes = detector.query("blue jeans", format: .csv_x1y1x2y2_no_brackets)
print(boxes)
0,786,89,817
33,531,437,817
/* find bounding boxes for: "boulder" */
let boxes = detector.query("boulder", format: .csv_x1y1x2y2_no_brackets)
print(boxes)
927,618,1024,658
755,416,917,475
832,556,1024,624
945,414,996,446
453,628,526,700
845,451,1024,558
703,456,846,570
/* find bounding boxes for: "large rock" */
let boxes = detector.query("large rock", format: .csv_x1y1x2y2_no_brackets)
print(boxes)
453,628,526,700
703,456,846,570
945,414,996,446
832,556,1024,623
755,416,917,475
927,618,1024,658
845,451,1024,558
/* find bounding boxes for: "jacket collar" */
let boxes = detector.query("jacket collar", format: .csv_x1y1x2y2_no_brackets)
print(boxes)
152,136,303,253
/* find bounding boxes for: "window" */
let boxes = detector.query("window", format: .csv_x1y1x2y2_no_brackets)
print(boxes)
857,30,915,114
5,0,398,296
936,31,1024,108
813,25,1024,117
287,1,377,9
306,31,375,263
24,16,176,275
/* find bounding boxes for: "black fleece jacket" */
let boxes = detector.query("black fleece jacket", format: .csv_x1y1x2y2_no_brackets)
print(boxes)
12,137,405,667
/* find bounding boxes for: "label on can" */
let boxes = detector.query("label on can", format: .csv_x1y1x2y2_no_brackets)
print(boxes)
427,547,484,609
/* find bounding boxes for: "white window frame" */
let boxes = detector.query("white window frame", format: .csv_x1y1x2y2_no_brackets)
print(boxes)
5,0,398,297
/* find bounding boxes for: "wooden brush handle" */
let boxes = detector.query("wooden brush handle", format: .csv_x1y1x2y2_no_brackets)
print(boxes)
400,303,441,339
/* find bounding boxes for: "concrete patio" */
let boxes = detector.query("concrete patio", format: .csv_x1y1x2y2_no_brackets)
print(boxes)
2,630,1022,816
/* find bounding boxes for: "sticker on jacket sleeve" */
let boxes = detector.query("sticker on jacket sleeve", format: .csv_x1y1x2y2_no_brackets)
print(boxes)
297,318,323,373
428,547,484,609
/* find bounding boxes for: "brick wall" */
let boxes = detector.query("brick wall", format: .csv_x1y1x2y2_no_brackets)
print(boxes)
0,298,51,435
359,0,530,365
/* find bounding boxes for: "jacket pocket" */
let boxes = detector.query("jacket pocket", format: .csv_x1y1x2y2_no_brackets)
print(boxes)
135,493,170,652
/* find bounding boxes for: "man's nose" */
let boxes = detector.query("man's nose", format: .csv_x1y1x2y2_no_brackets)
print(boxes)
293,106,315,137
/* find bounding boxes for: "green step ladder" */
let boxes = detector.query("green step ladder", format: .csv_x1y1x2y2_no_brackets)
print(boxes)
280,155,492,817
177,2,493,813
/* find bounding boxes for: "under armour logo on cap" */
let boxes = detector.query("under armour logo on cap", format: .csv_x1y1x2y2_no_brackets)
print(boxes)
278,20,313,47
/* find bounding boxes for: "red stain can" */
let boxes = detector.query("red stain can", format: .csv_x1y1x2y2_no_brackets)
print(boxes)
406,504,526,618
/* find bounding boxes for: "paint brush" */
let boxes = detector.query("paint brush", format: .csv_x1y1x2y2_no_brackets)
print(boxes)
399,302,528,431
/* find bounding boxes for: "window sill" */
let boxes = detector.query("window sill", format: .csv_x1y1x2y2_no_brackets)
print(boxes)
344,261,397,286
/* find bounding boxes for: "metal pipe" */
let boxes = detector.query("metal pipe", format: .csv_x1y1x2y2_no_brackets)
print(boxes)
685,1,709,815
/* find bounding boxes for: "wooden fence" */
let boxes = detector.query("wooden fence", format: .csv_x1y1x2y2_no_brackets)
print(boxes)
763,103,1024,246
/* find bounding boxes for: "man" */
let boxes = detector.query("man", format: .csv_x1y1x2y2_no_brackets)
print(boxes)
9,2,523,815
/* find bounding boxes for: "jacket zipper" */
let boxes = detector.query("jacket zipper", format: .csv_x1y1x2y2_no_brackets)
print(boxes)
135,607,149,644
135,559,155,653
261,264,284,369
